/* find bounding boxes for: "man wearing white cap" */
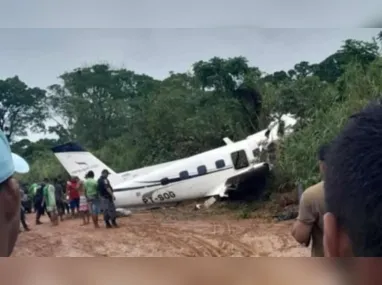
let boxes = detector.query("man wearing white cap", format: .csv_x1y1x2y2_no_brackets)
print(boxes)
0,130,30,257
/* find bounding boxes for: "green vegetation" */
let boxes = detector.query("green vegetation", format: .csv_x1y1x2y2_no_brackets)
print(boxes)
5,32,382,195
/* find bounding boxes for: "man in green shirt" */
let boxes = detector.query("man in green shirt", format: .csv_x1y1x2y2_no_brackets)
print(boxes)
42,178,58,226
85,171,100,228
30,183,38,196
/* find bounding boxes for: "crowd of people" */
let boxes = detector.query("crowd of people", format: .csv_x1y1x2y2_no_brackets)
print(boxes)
19,169,119,231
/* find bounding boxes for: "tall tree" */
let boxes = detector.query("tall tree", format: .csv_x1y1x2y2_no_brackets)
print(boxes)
314,39,379,83
48,64,159,148
294,61,314,78
193,57,263,132
192,56,258,92
0,76,47,141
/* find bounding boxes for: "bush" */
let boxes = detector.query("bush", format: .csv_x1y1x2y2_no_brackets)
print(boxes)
277,59,382,189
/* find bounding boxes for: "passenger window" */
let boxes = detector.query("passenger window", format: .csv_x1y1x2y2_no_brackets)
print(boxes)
231,150,249,170
215,159,225,169
197,165,207,175
179,171,189,179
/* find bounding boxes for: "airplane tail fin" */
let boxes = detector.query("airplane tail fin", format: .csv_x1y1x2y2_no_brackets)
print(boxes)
51,142,119,183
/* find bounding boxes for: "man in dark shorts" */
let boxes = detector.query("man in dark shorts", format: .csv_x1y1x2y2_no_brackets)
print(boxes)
97,169,118,228
33,182,45,225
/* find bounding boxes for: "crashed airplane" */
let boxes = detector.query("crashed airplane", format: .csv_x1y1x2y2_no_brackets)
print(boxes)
51,114,297,209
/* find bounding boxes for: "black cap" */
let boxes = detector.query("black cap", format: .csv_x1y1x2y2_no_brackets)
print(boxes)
101,169,110,175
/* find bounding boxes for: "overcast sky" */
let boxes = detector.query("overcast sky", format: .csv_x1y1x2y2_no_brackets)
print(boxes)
3,28,380,141
0,0,381,141
1,29,380,90
0,0,381,28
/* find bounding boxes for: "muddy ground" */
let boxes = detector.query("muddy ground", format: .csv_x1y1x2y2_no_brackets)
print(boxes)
12,203,308,257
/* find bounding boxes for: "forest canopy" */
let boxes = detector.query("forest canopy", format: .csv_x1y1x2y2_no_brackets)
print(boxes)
5,33,382,192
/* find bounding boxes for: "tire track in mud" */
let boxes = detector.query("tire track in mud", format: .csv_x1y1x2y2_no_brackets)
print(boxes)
14,213,304,257
197,222,257,256
216,222,260,257
158,220,295,257
66,236,109,257
234,221,295,256
128,222,217,256
128,220,259,257
159,226,226,257
216,222,231,252
14,231,63,257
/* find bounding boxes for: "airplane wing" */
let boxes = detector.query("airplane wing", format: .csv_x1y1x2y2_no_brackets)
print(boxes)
207,162,270,197
223,137,234,145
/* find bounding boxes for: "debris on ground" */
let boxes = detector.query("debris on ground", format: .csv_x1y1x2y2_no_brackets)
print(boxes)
116,208,132,217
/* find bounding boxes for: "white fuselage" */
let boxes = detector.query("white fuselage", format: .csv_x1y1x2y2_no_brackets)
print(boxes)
52,114,297,209
112,139,264,208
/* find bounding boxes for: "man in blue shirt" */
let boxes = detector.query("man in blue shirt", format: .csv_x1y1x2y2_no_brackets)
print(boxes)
0,130,30,256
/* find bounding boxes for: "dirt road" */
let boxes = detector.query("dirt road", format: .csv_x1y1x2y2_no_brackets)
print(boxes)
12,209,308,257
